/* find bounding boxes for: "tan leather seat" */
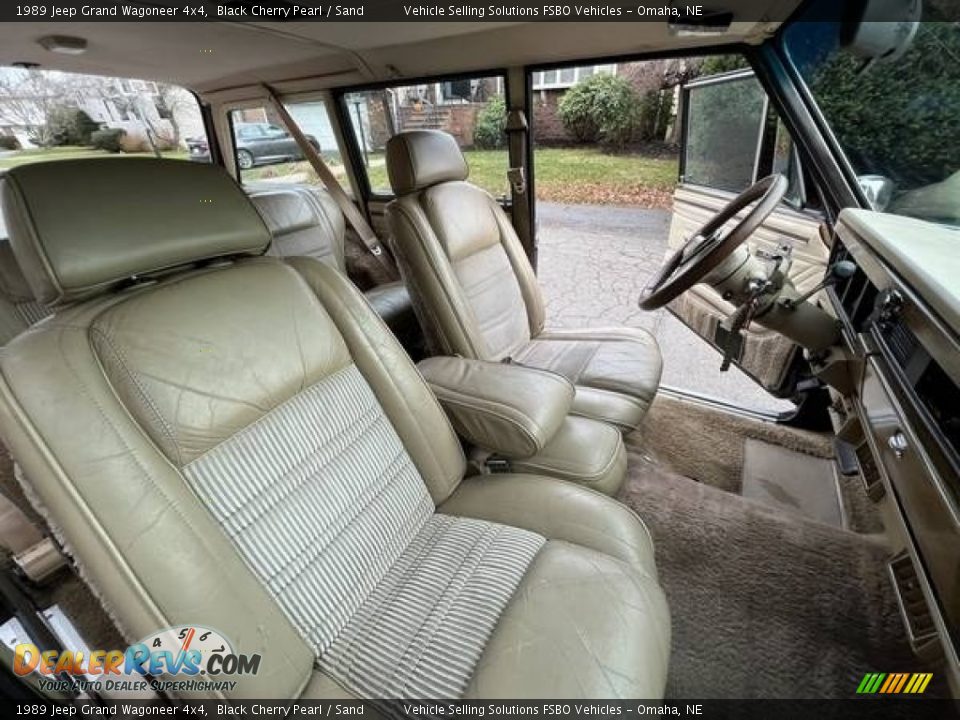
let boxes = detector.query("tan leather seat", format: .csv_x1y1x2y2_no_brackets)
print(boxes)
0,158,669,699
0,181,416,347
385,130,663,431
245,183,418,342
0,178,51,344
0,240,49,345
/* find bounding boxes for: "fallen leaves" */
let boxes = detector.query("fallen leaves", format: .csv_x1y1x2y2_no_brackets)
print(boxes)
536,181,674,209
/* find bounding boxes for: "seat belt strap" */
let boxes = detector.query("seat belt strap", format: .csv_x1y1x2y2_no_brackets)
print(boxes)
0,491,65,584
505,109,528,197
262,84,398,277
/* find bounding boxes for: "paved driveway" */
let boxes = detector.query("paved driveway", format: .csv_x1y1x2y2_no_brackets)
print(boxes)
535,202,793,415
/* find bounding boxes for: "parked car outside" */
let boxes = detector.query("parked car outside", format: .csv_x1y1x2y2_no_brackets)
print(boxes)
187,122,319,169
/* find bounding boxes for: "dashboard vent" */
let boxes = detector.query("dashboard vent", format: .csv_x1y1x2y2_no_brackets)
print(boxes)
888,552,942,660
883,318,920,369
833,246,878,332
856,442,885,501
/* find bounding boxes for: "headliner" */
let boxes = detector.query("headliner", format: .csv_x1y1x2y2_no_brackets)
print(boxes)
0,4,799,95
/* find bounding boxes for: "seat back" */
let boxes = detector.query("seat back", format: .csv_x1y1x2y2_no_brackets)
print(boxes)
246,183,346,270
0,158,465,698
0,178,51,344
385,131,545,361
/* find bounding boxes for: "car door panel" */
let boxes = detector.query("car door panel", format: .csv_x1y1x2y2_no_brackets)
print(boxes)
669,69,829,396
667,184,828,394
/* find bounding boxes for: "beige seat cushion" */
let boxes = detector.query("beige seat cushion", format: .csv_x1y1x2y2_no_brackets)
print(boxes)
441,474,669,698
516,327,662,430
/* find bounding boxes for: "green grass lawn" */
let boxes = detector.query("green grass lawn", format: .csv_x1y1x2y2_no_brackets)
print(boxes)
0,146,189,170
2,145,678,208
366,147,678,206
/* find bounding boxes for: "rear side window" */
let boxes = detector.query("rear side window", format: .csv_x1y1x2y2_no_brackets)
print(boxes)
0,67,206,168
228,101,342,187
341,75,509,198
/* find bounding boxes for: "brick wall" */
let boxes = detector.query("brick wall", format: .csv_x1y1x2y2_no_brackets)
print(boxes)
397,104,481,147
532,90,573,145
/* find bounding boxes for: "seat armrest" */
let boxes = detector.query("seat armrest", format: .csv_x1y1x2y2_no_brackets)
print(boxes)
418,356,574,458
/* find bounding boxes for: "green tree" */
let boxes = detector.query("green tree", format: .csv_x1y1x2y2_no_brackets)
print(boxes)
698,55,750,77
473,96,507,149
45,106,101,146
809,22,959,190
558,73,642,150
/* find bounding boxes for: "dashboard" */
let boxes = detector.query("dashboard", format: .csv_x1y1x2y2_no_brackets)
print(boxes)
829,209,960,693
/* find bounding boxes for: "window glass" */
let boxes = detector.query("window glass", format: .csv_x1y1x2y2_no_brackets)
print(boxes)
683,74,765,192
229,100,342,187
343,75,509,198
784,5,959,226
0,67,205,169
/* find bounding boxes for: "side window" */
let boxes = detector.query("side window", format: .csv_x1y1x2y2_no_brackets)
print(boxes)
0,67,207,167
682,69,814,209
341,75,509,198
228,100,342,186
682,72,766,192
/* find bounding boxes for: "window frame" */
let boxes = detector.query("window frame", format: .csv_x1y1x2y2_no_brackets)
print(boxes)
332,68,511,202
679,67,822,214
531,64,617,91
222,91,344,187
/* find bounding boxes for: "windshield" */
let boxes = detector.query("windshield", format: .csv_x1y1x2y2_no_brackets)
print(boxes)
784,10,959,227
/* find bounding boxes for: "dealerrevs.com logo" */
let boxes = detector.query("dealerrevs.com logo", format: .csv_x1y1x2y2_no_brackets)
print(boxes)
13,625,261,694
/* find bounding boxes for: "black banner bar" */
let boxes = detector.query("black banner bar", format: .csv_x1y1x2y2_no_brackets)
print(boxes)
0,0,948,23
1,699,959,720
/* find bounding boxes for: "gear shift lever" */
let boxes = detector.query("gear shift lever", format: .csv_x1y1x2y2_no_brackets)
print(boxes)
781,260,856,310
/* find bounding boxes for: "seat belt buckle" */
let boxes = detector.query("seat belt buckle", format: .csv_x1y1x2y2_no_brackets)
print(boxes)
14,538,67,585
485,457,512,474
507,167,526,196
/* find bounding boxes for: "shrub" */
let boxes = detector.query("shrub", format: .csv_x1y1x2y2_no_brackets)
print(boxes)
473,96,507,149
45,106,101,146
558,73,641,149
119,132,150,153
0,135,20,151
90,128,126,153
636,88,674,141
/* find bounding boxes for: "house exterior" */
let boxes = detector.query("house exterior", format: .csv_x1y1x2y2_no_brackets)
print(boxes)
0,68,204,150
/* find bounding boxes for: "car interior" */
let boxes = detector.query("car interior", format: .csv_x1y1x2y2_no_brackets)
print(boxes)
0,0,957,704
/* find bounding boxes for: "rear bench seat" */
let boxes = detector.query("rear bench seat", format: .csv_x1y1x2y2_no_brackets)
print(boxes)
245,183,419,347
0,179,417,347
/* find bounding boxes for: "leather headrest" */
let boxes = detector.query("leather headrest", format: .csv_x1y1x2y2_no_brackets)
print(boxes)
248,185,333,237
1,158,271,305
387,130,469,195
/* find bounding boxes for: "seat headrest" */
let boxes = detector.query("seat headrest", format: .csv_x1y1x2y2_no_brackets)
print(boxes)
1,158,271,305
386,130,469,195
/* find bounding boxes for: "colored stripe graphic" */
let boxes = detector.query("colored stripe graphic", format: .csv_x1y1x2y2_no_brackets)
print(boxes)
858,672,933,694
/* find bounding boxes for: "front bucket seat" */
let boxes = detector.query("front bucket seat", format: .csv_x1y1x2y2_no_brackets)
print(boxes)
385,130,663,431
0,158,669,699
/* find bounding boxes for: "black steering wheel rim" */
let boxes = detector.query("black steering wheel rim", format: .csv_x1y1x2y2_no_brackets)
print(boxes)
639,174,788,311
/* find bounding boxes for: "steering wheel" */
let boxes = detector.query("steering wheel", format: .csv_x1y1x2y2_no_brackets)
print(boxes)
640,174,788,311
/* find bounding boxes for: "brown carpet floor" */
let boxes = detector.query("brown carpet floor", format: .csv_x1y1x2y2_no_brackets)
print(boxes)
0,446,124,651
628,394,834,494
620,448,944,699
